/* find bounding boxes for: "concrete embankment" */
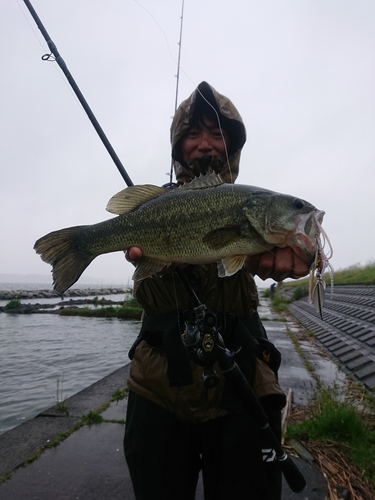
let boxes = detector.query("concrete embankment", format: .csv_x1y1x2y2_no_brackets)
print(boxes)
0,365,131,480
287,283,375,389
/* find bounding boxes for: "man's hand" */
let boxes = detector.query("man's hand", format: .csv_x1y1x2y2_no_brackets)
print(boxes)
126,246,310,282
125,247,186,276
125,247,143,264
246,247,311,281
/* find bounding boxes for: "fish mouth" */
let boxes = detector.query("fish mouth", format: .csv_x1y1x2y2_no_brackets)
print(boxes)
304,210,325,236
286,209,326,264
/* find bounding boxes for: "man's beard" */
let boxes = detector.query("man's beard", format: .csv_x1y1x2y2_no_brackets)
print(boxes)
186,155,227,177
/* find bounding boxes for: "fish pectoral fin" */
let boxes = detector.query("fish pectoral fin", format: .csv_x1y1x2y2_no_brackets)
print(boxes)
132,256,171,291
202,225,243,249
178,172,224,191
106,185,169,214
217,255,246,278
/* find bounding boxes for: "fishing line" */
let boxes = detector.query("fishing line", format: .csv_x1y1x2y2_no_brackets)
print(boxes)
194,88,233,183
16,0,49,52
133,0,178,65
16,0,78,99
133,0,232,184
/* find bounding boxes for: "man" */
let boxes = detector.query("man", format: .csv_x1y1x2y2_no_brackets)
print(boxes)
124,82,310,500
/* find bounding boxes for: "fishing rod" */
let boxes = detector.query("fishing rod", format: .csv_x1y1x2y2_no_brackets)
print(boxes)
22,0,133,188
23,2,306,493
23,0,194,300
169,0,185,184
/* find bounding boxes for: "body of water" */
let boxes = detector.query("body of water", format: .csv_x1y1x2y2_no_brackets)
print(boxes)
0,284,140,435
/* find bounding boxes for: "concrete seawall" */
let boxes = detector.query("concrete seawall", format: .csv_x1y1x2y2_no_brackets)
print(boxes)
0,364,130,479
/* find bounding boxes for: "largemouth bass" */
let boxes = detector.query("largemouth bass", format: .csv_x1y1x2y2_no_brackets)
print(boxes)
34,173,326,294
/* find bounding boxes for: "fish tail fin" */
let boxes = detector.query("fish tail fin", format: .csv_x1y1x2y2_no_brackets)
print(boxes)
34,226,95,294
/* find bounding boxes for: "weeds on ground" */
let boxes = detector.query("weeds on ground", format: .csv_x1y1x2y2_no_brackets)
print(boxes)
55,375,68,413
288,386,375,493
270,293,290,313
59,296,142,319
82,410,104,425
290,285,309,301
263,288,271,298
5,296,21,310
263,284,308,306
111,387,129,402
286,327,315,375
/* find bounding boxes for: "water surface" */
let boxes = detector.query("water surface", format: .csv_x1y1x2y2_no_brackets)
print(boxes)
1,309,139,434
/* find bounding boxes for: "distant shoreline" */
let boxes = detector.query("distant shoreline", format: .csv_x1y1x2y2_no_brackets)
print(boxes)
0,287,130,301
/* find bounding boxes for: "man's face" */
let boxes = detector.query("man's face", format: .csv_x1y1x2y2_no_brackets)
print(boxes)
181,118,229,163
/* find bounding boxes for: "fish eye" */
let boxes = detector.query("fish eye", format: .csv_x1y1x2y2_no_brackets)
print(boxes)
293,198,304,209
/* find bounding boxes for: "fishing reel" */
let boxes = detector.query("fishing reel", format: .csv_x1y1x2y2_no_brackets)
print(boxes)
183,304,227,389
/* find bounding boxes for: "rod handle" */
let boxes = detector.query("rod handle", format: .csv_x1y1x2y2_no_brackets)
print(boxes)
278,452,307,493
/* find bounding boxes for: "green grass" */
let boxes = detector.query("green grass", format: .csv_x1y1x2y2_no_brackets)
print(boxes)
81,410,104,425
55,375,68,413
283,260,375,288
288,387,375,489
59,297,142,319
263,261,375,309
269,293,290,313
263,288,271,298
290,285,309,301
286,327,315,375
111,387,129,402
333,260,375,284
5,296,21,310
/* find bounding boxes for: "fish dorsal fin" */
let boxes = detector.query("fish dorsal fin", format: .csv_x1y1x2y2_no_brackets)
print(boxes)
106,185,168,215
217,255,246,278
178,172,225,191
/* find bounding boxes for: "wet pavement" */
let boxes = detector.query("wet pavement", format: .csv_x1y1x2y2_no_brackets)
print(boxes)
0,298,334,499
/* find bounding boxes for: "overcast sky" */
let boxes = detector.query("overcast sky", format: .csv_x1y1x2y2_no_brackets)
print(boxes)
1,0,374,289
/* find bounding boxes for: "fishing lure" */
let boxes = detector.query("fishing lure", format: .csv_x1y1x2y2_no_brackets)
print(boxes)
309,219,334,319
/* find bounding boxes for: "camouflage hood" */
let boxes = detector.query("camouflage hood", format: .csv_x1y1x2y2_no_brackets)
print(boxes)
171,81,246,184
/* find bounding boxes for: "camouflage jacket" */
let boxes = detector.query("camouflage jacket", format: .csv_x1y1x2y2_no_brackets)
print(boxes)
127,82,285,422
